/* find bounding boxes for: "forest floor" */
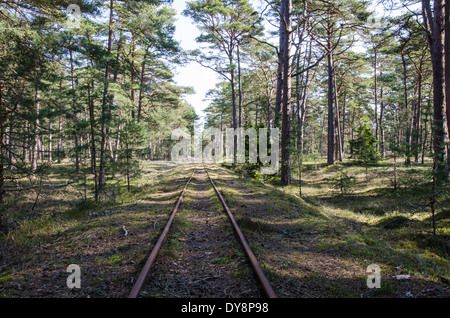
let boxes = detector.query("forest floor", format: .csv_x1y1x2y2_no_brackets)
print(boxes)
0,159,449,298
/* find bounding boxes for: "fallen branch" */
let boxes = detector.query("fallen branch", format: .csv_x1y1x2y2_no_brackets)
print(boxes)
191,276,220,285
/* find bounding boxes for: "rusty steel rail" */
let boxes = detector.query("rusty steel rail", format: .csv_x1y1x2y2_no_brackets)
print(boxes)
128,169,196,298
204,167,278,299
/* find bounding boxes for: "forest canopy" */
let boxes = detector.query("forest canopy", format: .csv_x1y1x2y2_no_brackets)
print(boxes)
0,0,198,210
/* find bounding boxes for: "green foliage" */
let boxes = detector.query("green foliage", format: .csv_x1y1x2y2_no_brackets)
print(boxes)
349,124,380,165
0,0,202,232
64,200,101,220
114,120,148,189
332,169,356,195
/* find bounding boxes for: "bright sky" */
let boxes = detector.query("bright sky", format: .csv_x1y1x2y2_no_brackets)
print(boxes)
171,0,275,126
171,0,219,126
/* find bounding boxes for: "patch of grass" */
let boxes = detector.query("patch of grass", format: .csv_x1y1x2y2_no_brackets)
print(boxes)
64,200,101,220
414,234,450,259
376,215,410,229
160,238,183,260
6,215,78,245
63,258,81,265
0,276,12,284
212,256,232,264
0,269,14,284
345,233,377,246
236,216,274,234
106,254,123,265
329,279,356,297
0,162,199,297
231,272,242,279
0,270,13,277
371,280,396,296
221,158,449,295
212,252,243,264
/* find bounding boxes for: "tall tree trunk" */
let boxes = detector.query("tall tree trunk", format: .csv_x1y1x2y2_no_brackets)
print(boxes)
414,71,423,162
8,118,13,167
237,44,242,128
274,0,286,129
31,88,40,175
39,136,43,161
342,90,347,155
99,0,114,193
230,54,238,164
379,86,385,158
74,133,80,172
57,118,62,163
334,70,343,162
423,0,447,179
70,47,79,173
374,48,379,145
401,47,412,167
138,52,147,123
445,0,450,167
88,79,98,201
48,121,52,162
422,100,430,164
230,60,237,128
327,27,335,166
0,79,5,206
23,121,28,163
280,0,292,186
131,33,136,119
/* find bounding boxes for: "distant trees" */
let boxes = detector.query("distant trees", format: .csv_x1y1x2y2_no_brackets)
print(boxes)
184,0,262,163
0,0,198,221
199,0,448,187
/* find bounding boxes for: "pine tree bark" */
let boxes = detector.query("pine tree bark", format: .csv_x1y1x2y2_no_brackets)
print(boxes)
23,121,28,163
0,79,4,206
48,121,52,162
99,0,114,193
374,48,379,144
414,69,423,162
31,88,40,175
69,47,79,173
445,0,450,166
88,79,98,201
230,54,238,164
379,86,385,158
280,0,292,186
138,53,147,123
57,118,62,163
327,28,335,166
237,44,242,128
334,68,343,162
400,46,412,166
274,0,286,129
422,0,447,179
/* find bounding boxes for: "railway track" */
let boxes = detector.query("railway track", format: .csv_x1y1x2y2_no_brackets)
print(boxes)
128,166,277,298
